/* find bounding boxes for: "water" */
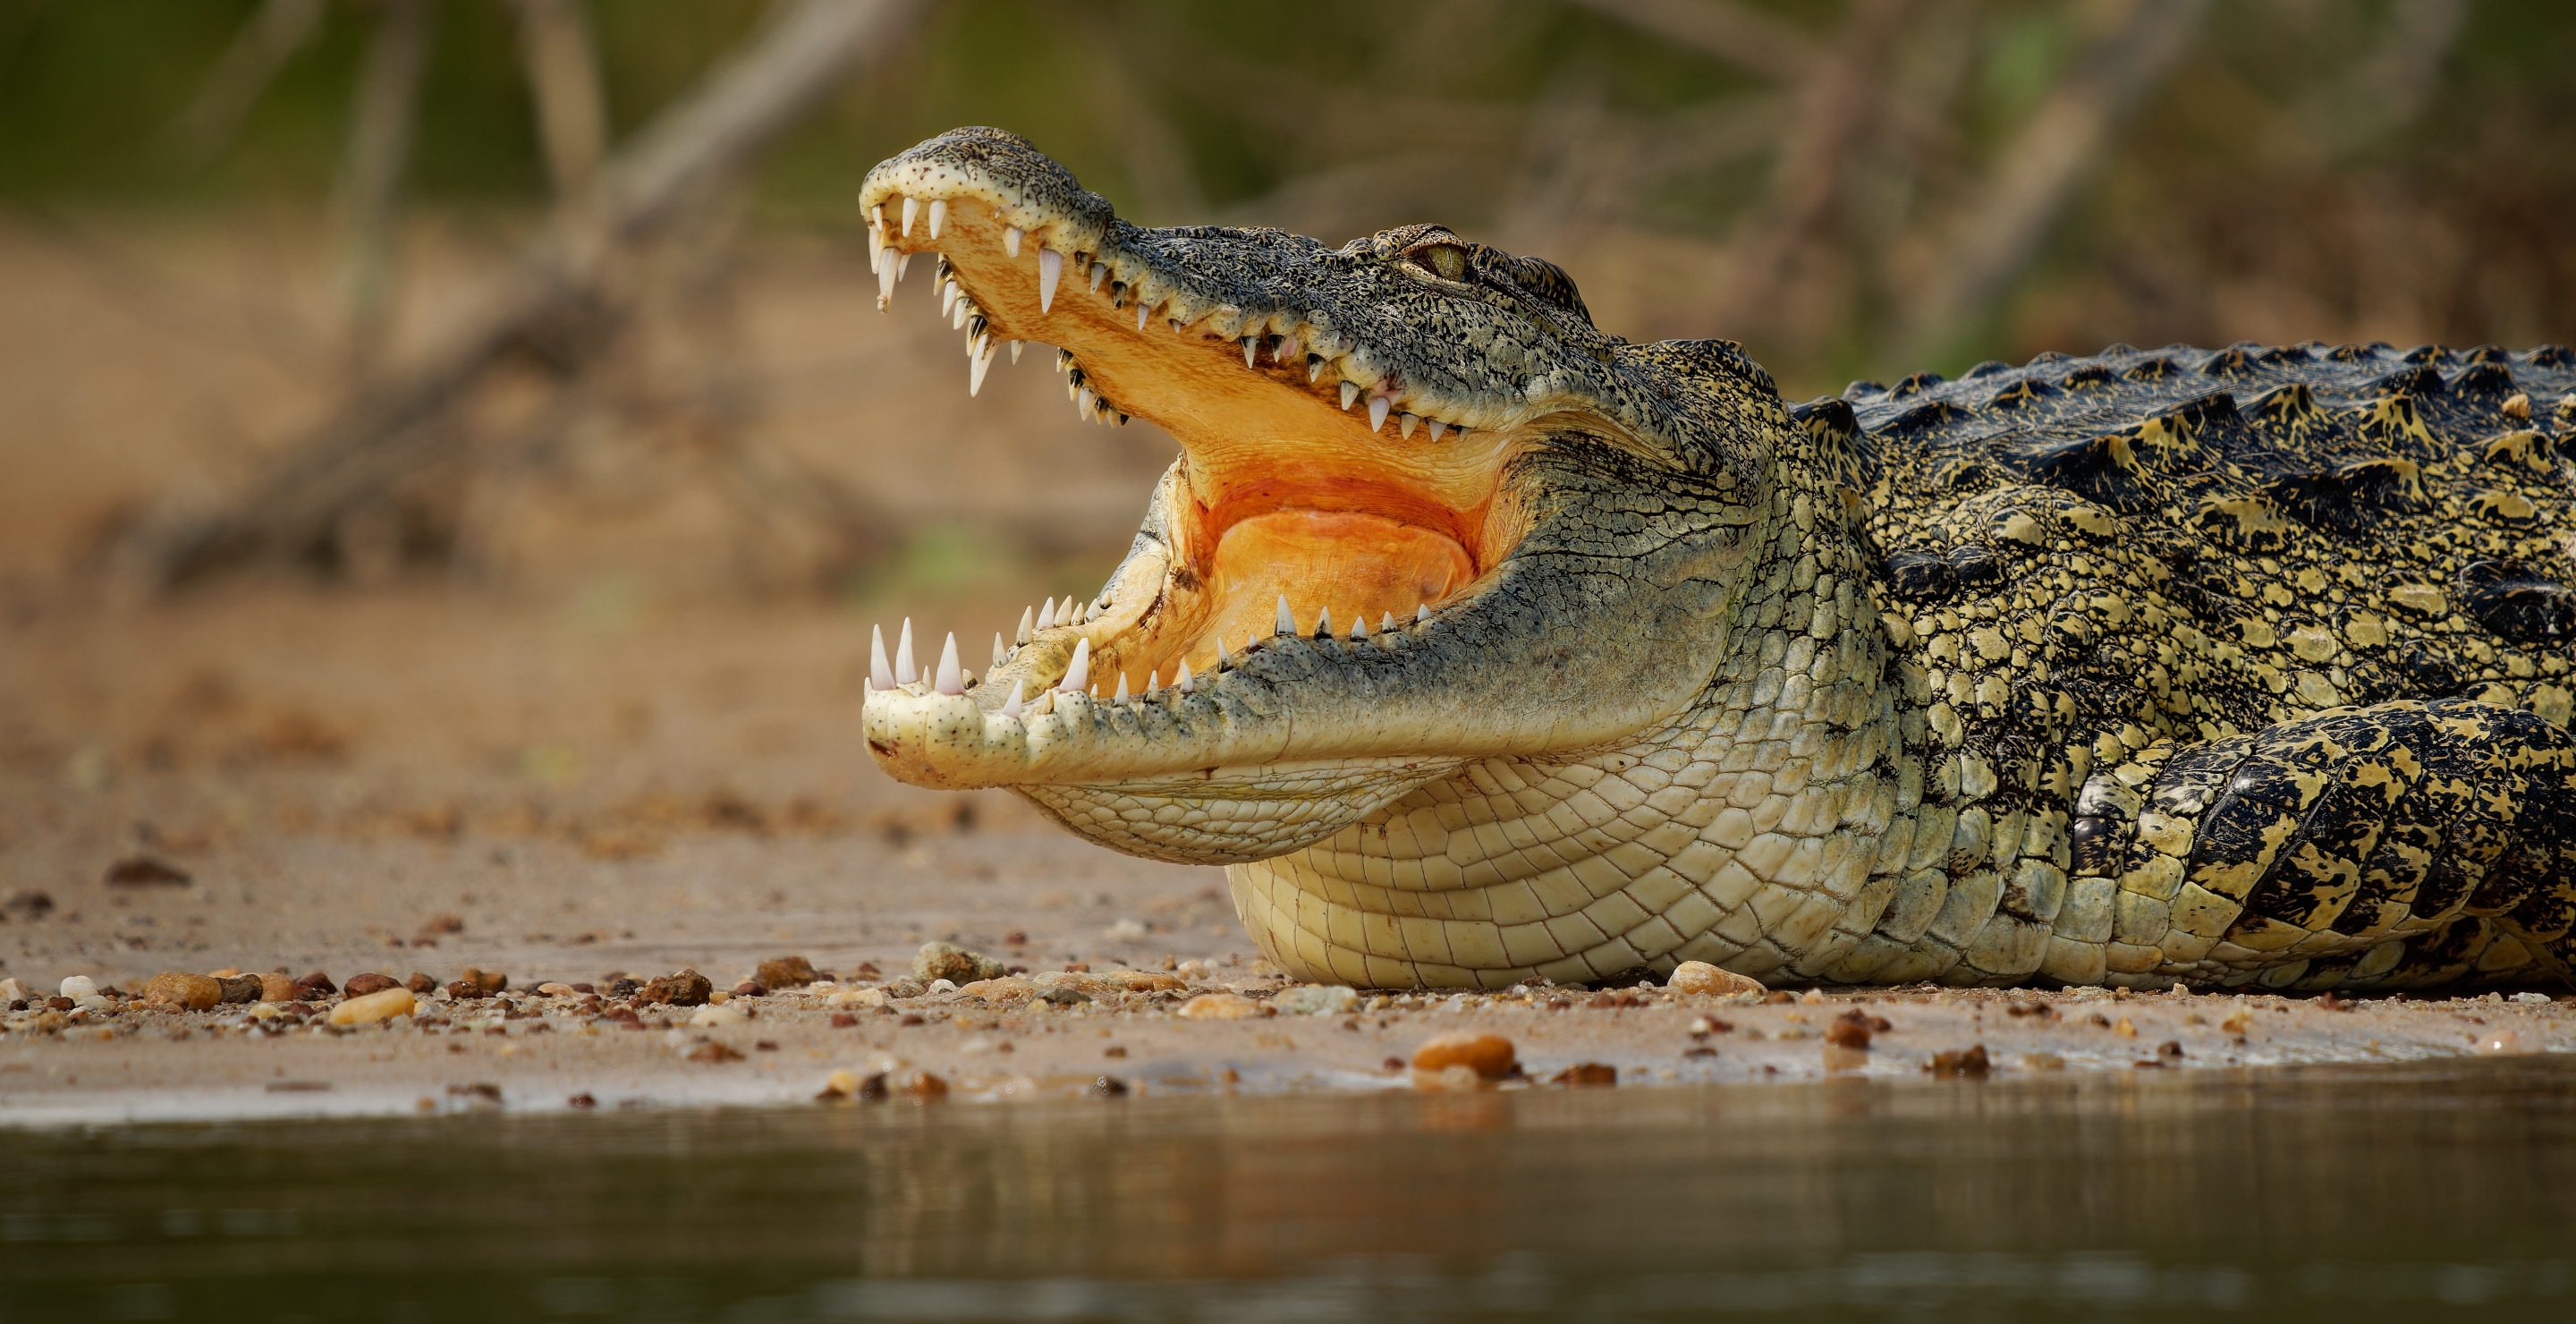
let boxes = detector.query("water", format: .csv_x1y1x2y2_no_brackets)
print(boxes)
4,1058,2572,1321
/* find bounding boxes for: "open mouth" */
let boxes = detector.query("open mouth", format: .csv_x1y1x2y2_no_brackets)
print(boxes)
857,173,1527,713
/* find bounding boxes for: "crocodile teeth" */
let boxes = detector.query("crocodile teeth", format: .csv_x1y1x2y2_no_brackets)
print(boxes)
1001,680,1024,719
877,253,896,310
1038,248,1062,312
927,199,945,239
1174,659,1193,692
1216,641,1231,670
1004,225,1023,257
1315,607,1333,639
1089,262,1107,292
1340,381,1360,410
1368,396,1391,433
867,225,884,272
898,252,913,279
901,197,918,236
1076,386,1097,418
1428,420,1447,442
1017,605,1035,645
870,624,894,691
1275,596,1296,636
1009,340,1021,363
1416,604,1430,623
1309,357,1325,383
1060,638,1091,693
935,632,963,695
1137,303,1149,331
1399,412,1419,439
895,618,917,686
1350,612,1368,641
1035,598,1055,632
941,278,959,316
991,632,1007,668
970,335,996,395
1380,612,1396,635
1242,337,1257,369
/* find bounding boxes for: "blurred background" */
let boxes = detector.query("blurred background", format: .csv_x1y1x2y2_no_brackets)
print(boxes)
3,0,2572,607
1,0,2573,921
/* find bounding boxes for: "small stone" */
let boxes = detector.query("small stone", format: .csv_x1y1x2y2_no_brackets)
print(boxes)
2219,1006,2254,1036
732,981,768,998
635,969,714,1006
756,955,818,988
443,980,483,1001
1823,1013,1873,1050
1177,993,1259,1021
829,1013,859,1028
1089,1075,1129,1098
343,973,401,998
1410,1031,1518,1080
2157,1040,2185,1059
1040,987,1092,1007
2021,1052,2066,1072
0,978,25,1003
1926,1045,1992,1077
2513,991,2553,1005
828,988,890,1009
1799,988,1826,1005
818,1069,862,1100
1550,1062,1618,1087
962,976,1035,1006
143,972,222,1011
456,967,507,996
897,1069,949,1100
568,1092,597,1109
606,978,641,998
686,1040,745,1063
1665,961,1765,997
912,941,1005,984
537,982,577,997
215,974,263,1005
256,972,296,1002
330,988,416,1025
57,976,97,1001
1272,985,1360,1016
2112,1016,2138,1038
689,1004,748,1028
881,978,927,999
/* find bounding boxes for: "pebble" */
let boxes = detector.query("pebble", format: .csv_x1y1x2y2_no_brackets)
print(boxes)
818,1069,862,1100
0,978,27,1003
686,1040,745,1063
757,955,818,988
215,974,263,1005
635,969,714,1006
57,976,97,1001
828,988,890,1009
1665,961,1766,997
896,1069,949,1100
1089,1075,1129,1098
259,973,298,1002
1822,1014,1874,1050
961,976,1036,1006
342,973,400,998
295,971,338,997
143,972,222,1011
2021,1052,2066,1072
688,1004,748,1028
1177,993,1259,1021
329,988,416,1025
455,967,507,996
406,972,439,994
537,982,578,997
1272,985,1360,1016
1410,1031,1518,1080
1550,1062,1618,1087
1926,1046,1992,1077
2512,992,2553,1005
731,981,767,998
912,941,1005,985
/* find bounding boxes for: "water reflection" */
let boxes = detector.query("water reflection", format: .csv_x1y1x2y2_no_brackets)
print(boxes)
3,1058,2571,1320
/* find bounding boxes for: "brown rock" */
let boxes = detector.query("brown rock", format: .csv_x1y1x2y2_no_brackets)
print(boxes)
405,972,438,995
1824,1012,1874,1049
294,971,337,997
896,1069,949,1100
755,955,818,988
1411,1031,1519,1080
258,972,297,1002
731,981,768,998
214,974,263,1005
343,973,400,998
457,967,507,996
1550,1062,1619,1087
1666,960,1766,997
1926,1045,1992,1077
635,969,713,1006
685,1040,744,1063
911,941,1004,984
1177,993,1258,1020
143,972,222,1011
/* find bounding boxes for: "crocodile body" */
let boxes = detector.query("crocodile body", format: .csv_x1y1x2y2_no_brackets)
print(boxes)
856,128,2576,991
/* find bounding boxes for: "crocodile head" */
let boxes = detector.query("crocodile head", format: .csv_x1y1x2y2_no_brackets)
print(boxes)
858,128,1795,866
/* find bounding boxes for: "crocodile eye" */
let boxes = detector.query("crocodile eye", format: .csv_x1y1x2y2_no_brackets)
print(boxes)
1407,243,1469,282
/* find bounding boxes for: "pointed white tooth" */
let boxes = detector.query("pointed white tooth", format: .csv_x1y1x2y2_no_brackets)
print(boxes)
935,633,963,695
1399,412,1418,439
1035,598,1055,632
953,301,968,331
1136,303,1149,331
877,254,896,309
871,203,886,232
898,252,913,279
868,225,884,270
1309,359,1325,383
1341,381,1360,410
1216,641,1230,669
992,632,1007,668
1002,679,1024,718
1077,386,1097,418
895,618,917,685
941,278,957,316
1417,604,1431,623
1004,225,1023,257
927,199,945,239
901,197,918,236
1380,611,1396,634
1315,607,1332,638
1060,637,1090,692
1428,420,1447,442
1010,340,1022,363
870,624,894,691
970,337,996,396
1147,669,1160,697
1275,596,1296,636
1368,396,1391,432
1038,247,1063,313
1113,672,1129,703
1018,605,1035,644
1175,659,1194,692
1089,261,1107,292
1085,600,1103,623
1351,613,1368,640
1243,337,1257,369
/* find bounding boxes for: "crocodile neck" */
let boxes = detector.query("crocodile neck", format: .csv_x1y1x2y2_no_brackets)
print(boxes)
1233,437,1927,989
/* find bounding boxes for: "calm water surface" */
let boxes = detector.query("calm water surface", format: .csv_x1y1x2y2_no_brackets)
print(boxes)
4,1058,2572,1321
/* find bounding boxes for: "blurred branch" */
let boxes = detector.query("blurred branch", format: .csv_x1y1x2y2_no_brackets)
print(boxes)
338,0,436,372
1894,0,2215,361
167,0,325,166
132,0,928,590
1563,0,1819,80
512,0,608,205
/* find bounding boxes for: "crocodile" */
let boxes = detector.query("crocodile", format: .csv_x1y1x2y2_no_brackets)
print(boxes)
855,126,2576,993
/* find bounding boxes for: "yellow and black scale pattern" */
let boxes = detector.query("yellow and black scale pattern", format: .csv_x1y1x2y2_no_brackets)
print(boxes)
1801,340,2576,989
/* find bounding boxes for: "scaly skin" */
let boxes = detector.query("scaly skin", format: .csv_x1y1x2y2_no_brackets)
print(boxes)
856,127,2576,991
